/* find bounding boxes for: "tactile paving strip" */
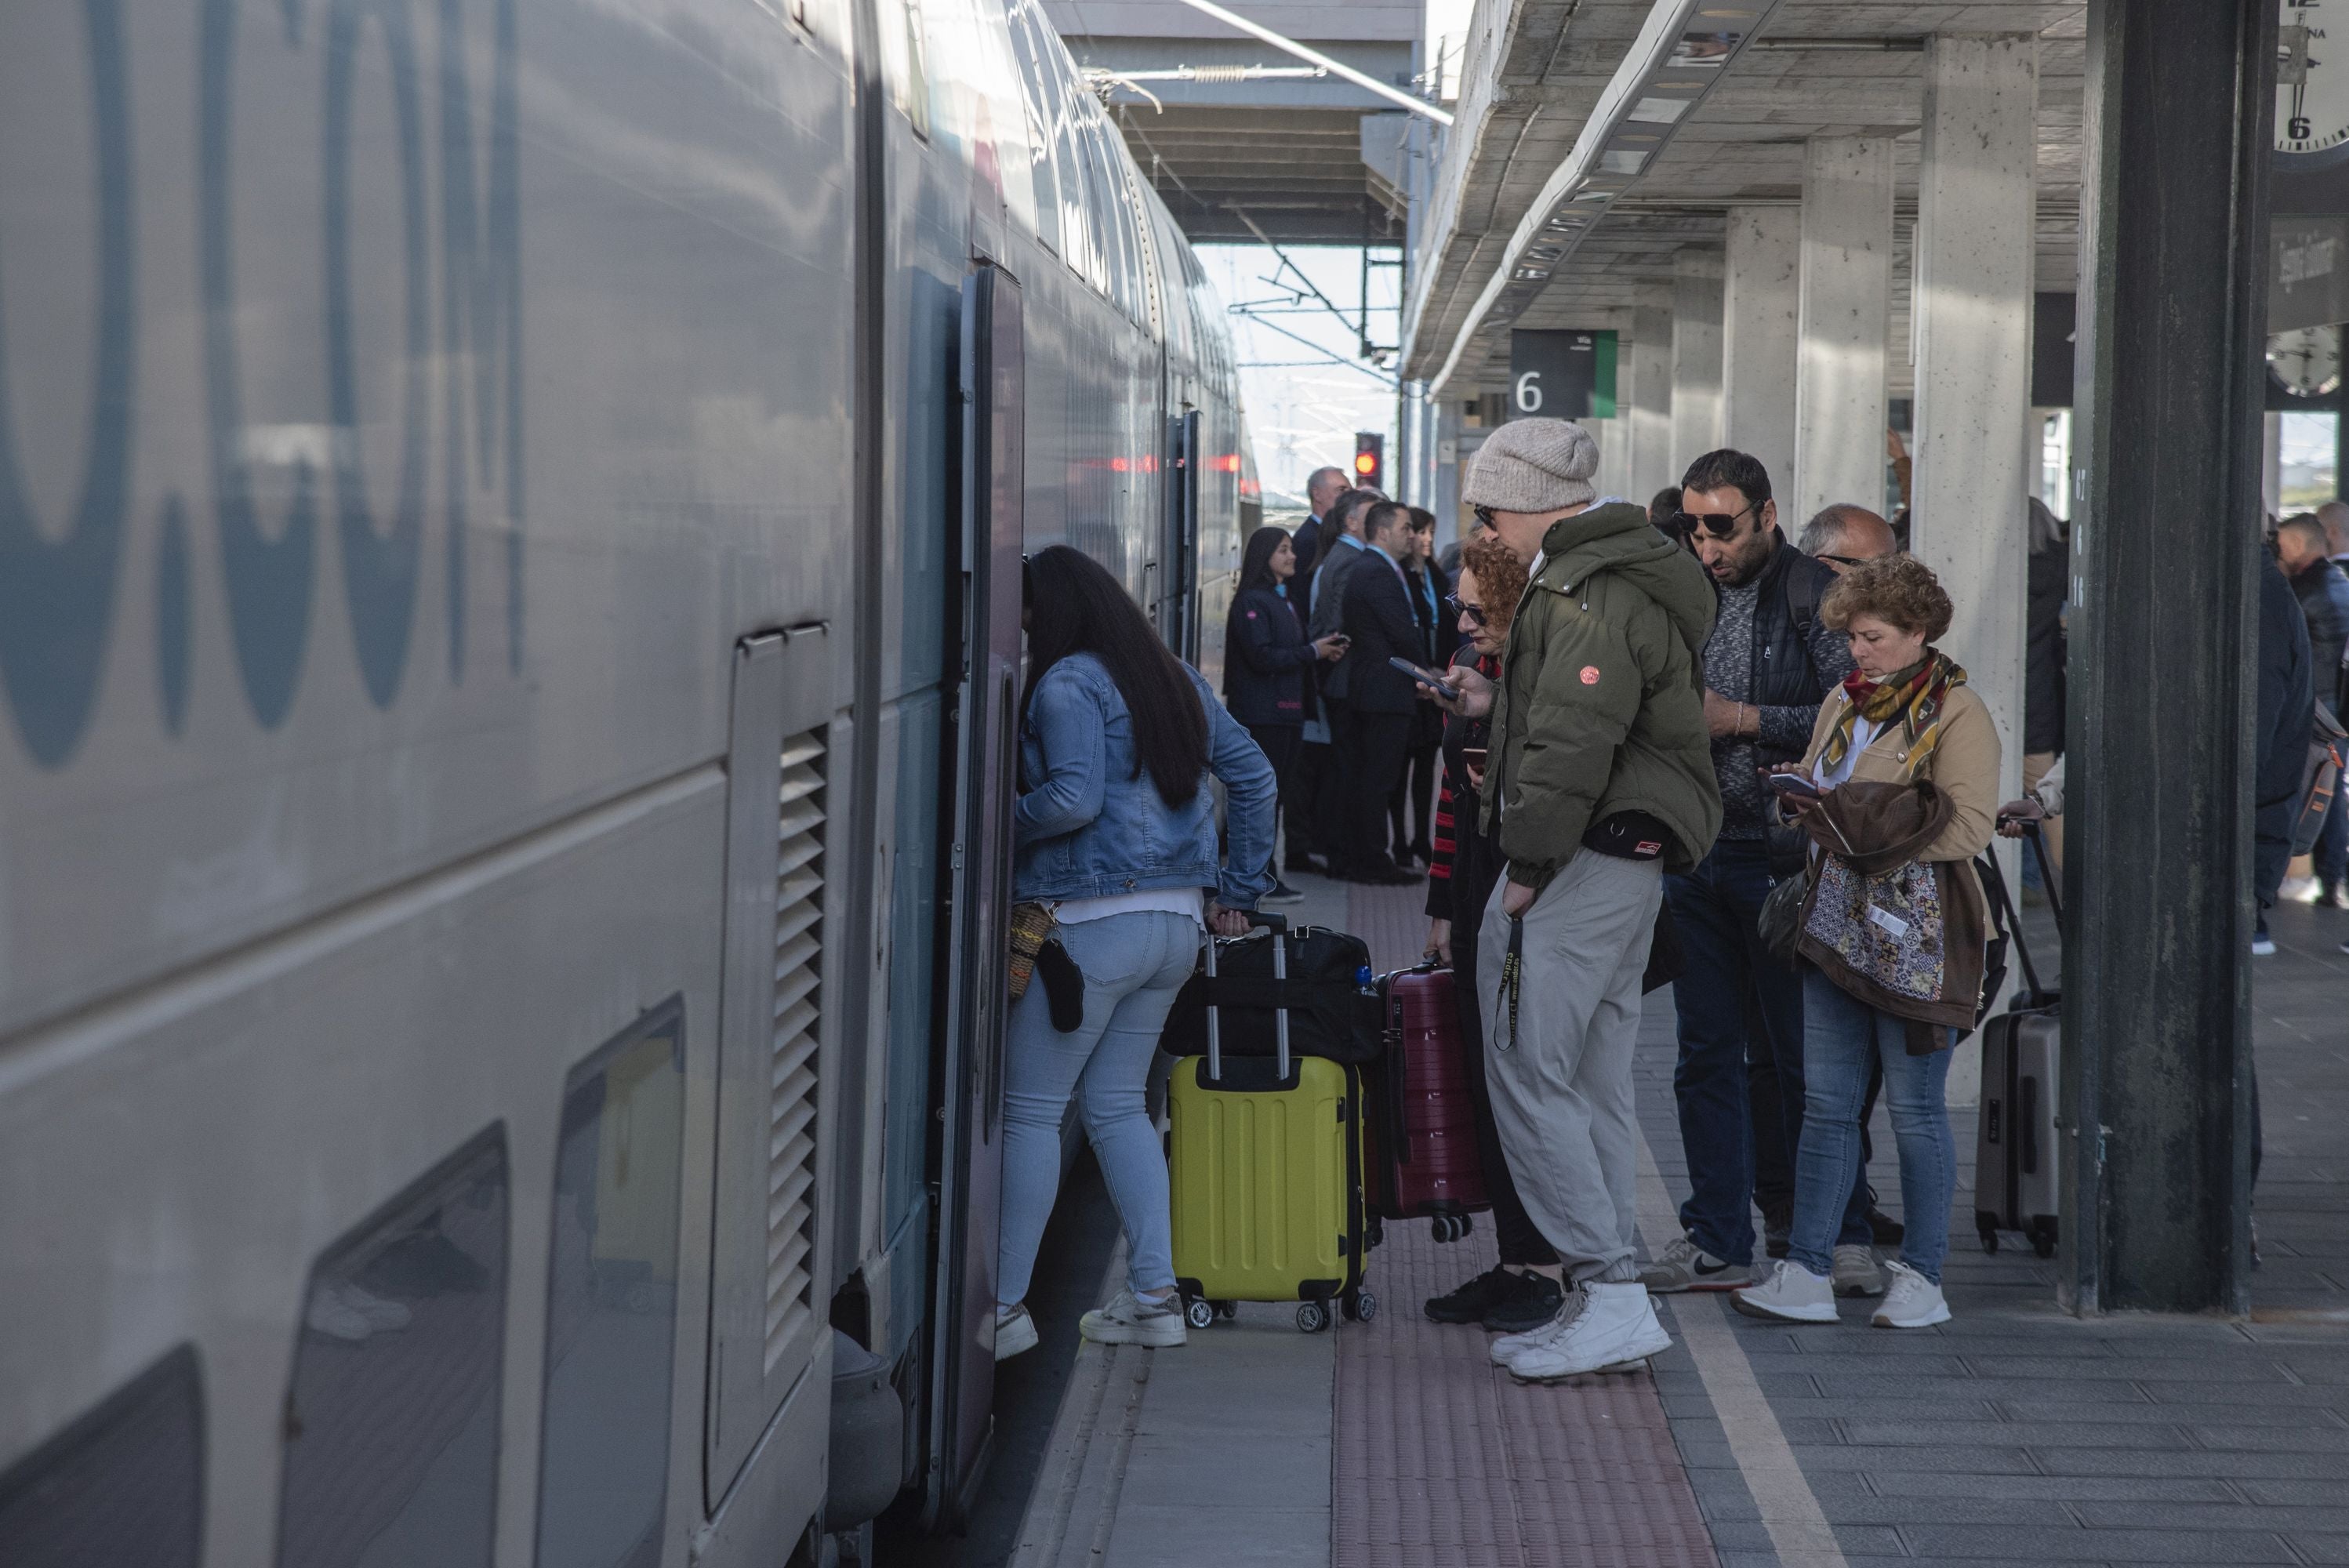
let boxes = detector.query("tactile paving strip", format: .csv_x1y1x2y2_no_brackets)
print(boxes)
1335,879,1720,1568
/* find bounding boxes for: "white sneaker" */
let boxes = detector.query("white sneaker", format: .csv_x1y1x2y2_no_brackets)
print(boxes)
1487,1289,1584,1365
2282,875,2321,905
1505,1283,1672,1381
1872,1260,1952,1328
1730,1259,1839,1323
996,1302,1039,1359
1831,1243,1885,1298
2253,932,2278,957
1079,1287,1186,1347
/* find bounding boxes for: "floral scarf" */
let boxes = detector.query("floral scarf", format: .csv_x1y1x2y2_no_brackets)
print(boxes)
1820,649,1967,777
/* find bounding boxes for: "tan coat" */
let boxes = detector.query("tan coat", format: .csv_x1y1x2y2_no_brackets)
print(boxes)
1799,682,2000,866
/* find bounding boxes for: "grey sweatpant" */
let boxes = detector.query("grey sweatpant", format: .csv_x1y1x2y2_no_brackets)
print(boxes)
1476,848,1663,1283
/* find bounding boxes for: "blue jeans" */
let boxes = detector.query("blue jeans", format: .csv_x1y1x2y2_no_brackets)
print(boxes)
1790,970,1957,1283
1666,839,1868,1265
997,910,1200,1306
2318,782,2348,887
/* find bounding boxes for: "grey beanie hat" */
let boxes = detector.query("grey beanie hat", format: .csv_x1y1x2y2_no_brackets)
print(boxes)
1461,417,1599,513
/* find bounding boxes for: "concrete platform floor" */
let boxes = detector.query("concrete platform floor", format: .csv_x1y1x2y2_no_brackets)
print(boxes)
1003,873,2349,1568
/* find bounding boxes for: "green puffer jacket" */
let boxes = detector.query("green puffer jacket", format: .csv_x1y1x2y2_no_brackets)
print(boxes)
1479,502,1723,884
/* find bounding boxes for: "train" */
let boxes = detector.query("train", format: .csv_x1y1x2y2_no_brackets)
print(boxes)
0,2,1254,1564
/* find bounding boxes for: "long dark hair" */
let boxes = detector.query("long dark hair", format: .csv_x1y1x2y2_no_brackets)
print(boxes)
1237,525,1290,593
1023,545,1208,806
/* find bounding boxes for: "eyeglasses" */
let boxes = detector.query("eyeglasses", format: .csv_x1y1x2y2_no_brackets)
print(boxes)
1473,504,1497,529
1445,593,1487,626
1671,503,1759,539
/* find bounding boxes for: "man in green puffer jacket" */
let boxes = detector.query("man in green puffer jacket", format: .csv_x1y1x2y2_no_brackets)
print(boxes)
1439,416,1722,1385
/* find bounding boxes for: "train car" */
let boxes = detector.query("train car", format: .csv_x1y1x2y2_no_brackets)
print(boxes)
0,2,1247,1566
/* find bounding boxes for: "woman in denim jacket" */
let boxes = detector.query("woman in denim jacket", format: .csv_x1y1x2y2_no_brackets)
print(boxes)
995,546,1277,1359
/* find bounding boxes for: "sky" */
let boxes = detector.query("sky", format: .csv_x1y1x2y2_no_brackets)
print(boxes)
1197,243,1403,508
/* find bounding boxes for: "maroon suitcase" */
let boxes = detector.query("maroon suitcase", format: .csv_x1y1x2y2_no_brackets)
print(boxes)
1369,966,1489,1236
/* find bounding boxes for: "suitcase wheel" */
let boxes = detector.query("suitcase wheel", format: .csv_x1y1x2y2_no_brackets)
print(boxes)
1183,1297,1215,1330
1214,1300,1239,1321
1977,1221,1999,1256
2029,1220,2058,1260
1296,1301,1332,1334
1342,1289,1378,1324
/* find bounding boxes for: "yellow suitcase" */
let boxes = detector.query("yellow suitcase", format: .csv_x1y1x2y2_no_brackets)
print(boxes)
1167,923,1374,1334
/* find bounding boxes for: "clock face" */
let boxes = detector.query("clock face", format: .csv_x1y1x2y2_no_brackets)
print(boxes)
2271,325,2344,397
2281,2,2349,163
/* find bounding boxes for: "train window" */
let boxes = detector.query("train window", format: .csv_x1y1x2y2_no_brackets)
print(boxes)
1007,2,1062,253
275,1127,509,1568
532,1002,687,1568
1069,114,1110,296
0,1346,202,1568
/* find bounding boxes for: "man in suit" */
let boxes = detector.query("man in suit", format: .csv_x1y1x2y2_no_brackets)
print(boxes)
1304,488,1381,874
1290,465,1349,581
1338,500,1427,885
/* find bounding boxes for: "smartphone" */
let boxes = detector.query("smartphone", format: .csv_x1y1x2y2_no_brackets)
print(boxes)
1461,746,1488,770
1763,771,1821,800
1389,655,1459,699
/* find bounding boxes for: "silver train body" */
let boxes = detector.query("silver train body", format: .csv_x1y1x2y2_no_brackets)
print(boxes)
0,1,1251,1563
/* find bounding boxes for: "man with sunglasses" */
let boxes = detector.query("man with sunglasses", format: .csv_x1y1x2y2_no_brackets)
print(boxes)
1432,418,1720,1382
1639,450,1877,1298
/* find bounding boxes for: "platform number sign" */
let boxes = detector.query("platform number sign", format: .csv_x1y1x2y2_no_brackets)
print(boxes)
2280,1,2349,165
1508,330,1617,422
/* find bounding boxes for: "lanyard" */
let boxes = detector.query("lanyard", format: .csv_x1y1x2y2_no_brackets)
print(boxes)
1497,912,1524,1051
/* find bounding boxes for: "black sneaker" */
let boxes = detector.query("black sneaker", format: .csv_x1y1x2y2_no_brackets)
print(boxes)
1424,1265,1514,1324
1481,1269,1565,1334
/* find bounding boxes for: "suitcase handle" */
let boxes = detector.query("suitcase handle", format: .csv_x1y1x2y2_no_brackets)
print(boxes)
1204,926,1288,1083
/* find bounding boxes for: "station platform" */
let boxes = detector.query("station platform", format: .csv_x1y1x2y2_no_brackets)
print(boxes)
1007,877,2349,1568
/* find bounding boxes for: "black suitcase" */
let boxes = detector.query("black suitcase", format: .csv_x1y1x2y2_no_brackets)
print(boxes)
1975,825,2061,1259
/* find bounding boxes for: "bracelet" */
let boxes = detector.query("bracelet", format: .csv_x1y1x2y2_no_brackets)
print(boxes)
1737,702,1748,736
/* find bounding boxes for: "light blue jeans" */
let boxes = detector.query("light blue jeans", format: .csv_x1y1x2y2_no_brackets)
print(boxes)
997,910,1200,1307
1788,969,1957,1283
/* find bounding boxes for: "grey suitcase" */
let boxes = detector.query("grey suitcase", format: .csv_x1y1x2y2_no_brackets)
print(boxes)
1975,824,2060,1258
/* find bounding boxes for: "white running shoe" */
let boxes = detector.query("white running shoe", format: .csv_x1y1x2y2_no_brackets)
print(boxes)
1079,1287,1186,1347
1730,1259,1839,1323
996,1302,1039,1359
1505,1283,1672,1381
1487,1288,1584,1366
1872,1260,1952,1328
1638,1233,1748,1293
1831,1243,1885,1298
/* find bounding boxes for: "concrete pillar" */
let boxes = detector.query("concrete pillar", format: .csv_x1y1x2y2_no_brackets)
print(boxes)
1625,301,1676,504
2264,412,2284,516
1908,34,2039,1111
2069,0,2274,1316
1723,207,1799,491
1672,249,1725,474
1794,136,1896,525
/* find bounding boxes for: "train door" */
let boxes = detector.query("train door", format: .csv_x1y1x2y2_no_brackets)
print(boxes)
1165,407,1203,662
923,260,1024,1526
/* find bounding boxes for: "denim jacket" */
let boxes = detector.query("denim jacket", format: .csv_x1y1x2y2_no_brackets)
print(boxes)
1015,653,1276,909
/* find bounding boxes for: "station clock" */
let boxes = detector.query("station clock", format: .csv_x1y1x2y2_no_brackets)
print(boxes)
2269,324,2344,397
2280,1,2349,164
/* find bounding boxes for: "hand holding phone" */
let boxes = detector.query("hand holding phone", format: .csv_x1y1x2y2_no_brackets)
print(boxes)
1389,655,1459,700
1761,768,1821,800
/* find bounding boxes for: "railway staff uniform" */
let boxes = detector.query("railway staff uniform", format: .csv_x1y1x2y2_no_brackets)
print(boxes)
996,548,1276,1359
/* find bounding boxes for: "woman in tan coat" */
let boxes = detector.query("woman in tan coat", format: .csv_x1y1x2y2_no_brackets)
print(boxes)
1732,555,1999,1330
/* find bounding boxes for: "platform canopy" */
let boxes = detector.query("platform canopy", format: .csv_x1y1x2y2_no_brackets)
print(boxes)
1402,2,2086,397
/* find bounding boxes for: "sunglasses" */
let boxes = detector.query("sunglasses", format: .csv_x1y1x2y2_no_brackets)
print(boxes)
1446,593,1487,626
1821,554,1864,568
1473,503,1497,528
1671,503,1760,539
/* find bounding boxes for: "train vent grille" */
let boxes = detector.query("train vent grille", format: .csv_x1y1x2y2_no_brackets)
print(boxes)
765,727,826,1371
